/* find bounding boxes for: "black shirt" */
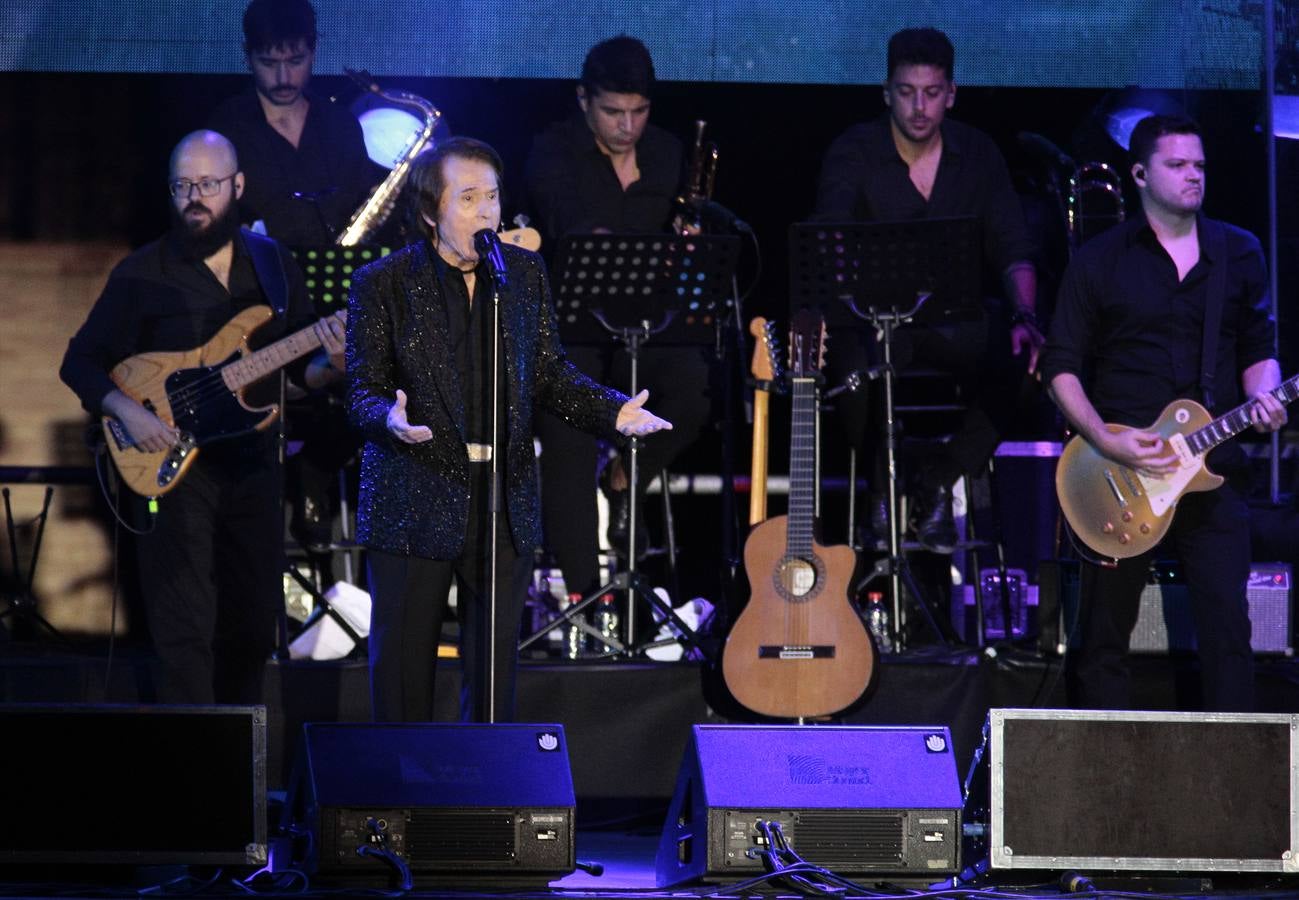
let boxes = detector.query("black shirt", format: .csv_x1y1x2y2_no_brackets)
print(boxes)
813,115,1035,278
431,251,507,447
60,230,315,459
1040,214,1274,430
209,88,382,246
525,113,684,250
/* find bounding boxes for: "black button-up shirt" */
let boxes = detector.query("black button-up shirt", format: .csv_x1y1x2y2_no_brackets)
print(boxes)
524,113,684,250
813,115,1035,285
209,88,382,246
433,252,508,447
1040,214,1274,434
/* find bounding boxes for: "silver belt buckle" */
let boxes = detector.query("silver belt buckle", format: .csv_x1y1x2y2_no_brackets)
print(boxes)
465,442,492,462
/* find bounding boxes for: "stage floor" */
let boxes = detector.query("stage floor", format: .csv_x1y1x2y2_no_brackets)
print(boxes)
3,645,1299,897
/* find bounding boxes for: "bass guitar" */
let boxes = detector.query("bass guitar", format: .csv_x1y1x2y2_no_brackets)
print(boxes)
1057,374,1299,559
102,307,345,497
724,311,875,718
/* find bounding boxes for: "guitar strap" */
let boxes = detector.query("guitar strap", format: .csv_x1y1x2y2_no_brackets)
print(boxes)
1199,216,1227,411
241,228,290,319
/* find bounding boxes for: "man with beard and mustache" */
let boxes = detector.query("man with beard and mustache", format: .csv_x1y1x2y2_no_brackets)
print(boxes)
209,0,381,245
814,27,1041,555
1042,114,1284,710
60,130,346,704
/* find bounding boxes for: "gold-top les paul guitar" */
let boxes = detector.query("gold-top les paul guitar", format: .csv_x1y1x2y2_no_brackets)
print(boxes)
1057,373,1299,559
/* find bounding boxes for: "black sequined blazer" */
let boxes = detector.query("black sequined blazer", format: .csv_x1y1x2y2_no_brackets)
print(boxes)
346,240,627,559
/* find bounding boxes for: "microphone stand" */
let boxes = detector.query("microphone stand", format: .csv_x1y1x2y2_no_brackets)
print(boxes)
474,230,508,724
486,280,501,724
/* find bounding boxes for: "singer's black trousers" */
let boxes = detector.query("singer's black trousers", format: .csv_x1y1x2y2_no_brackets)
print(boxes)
367,465,533,723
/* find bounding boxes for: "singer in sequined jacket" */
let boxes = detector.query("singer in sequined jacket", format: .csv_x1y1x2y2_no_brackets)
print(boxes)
347,239,628,559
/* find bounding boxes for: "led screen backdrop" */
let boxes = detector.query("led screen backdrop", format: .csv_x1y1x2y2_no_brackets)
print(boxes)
1,0,1262,88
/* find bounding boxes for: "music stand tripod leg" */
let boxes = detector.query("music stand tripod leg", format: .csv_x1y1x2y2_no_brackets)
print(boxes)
0,486,69,644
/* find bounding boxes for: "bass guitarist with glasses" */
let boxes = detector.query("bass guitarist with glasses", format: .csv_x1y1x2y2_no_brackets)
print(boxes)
59,130,345,705
1040,114,1286,712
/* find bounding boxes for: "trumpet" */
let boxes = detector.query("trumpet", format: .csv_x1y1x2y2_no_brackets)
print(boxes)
1067,161,1125,249
675,119,719,233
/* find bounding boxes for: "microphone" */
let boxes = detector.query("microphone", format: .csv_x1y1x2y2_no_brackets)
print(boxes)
1017,131,1076,169
473,228,509,290
697,199,752,233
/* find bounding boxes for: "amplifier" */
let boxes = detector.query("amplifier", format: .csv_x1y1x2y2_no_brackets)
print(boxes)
1132,562,1292,655
656,725,961,886
286,723,575,886
1041,561,1292,656
991,708,1299,873
0,704,266,866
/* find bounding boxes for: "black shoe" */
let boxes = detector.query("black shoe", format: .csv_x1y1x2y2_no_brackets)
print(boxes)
605,487,649,560
910,482,957,554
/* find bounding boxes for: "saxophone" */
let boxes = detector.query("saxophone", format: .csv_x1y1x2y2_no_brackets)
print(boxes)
336,69,442,246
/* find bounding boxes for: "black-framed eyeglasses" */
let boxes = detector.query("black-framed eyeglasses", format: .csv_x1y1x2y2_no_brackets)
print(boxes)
168,173,237,199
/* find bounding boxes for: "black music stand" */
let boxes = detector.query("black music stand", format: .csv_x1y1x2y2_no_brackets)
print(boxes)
520,233,738,659
789,218,980,651
548,233,740,345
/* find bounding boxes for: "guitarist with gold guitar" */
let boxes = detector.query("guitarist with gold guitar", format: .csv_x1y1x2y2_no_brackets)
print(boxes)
1040,115,1286,712
59,131,345,705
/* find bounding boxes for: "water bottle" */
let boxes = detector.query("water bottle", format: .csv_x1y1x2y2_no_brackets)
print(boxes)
593,594,620,648
561,592,587,659
865,590,894,654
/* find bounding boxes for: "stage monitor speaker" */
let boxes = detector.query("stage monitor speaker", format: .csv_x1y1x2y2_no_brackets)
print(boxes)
1131,562,1293,655
990,708,1299,873
286,722,575,886
0,704,266,866
655,724,962,886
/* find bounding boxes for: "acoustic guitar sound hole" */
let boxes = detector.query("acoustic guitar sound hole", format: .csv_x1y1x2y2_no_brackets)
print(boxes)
775,555,822,602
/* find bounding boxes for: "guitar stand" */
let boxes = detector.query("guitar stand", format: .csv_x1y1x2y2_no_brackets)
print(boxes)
1,486,70,644
519,323,706,660
840,295,958,651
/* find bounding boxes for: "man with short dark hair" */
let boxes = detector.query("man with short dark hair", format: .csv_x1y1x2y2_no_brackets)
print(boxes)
348,137,671,722
60,131,345,704
525,35,711,601
1041,114,1285,710
815,27,1041,553
209,0,381,245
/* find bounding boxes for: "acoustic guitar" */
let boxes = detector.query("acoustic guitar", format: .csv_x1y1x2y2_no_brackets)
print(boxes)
724,311,875,718
1057,373,1299,559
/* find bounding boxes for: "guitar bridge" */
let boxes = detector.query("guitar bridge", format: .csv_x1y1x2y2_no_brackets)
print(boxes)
758,645,836,659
